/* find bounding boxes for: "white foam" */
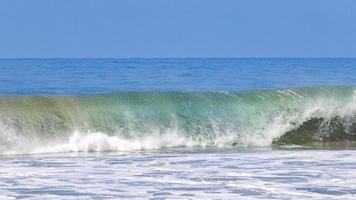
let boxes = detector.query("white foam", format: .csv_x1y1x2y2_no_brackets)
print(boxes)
30,130,197,154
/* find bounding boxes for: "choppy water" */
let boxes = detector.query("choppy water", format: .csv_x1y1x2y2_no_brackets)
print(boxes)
1,58,356,199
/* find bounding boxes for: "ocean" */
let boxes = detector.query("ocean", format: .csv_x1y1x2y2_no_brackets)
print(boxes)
1,58,356,199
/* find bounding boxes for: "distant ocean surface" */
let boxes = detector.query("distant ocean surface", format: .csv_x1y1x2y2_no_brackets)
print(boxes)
1,58,356,199
1,58,356,94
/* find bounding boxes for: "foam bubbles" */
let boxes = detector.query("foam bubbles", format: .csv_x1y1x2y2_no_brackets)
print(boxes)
30,131,197,154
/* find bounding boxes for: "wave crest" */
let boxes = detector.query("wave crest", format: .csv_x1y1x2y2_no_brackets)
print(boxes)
1,86,356,154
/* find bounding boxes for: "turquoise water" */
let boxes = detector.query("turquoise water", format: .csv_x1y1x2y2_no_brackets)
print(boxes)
1,58,356,199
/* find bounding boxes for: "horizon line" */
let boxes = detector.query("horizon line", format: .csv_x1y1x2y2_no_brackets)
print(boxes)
0,57,356,59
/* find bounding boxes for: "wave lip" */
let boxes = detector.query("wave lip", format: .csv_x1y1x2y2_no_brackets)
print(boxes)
1,86,356,154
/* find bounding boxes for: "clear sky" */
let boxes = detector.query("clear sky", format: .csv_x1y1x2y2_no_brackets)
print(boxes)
0,0,356,58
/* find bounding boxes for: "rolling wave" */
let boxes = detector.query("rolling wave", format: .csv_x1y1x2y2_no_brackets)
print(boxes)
1,86,356,154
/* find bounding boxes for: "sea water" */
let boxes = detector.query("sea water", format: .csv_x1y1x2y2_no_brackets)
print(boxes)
1,58,356,199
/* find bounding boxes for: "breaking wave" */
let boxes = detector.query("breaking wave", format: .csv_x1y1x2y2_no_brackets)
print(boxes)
1,86,356,154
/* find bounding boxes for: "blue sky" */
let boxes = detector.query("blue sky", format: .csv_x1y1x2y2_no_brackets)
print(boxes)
0,0,355,58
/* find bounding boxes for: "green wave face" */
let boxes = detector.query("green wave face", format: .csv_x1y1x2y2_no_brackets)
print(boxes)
1,86,356,154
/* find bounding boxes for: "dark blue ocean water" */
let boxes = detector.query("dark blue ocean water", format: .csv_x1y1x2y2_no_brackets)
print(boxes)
0,58,356,94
